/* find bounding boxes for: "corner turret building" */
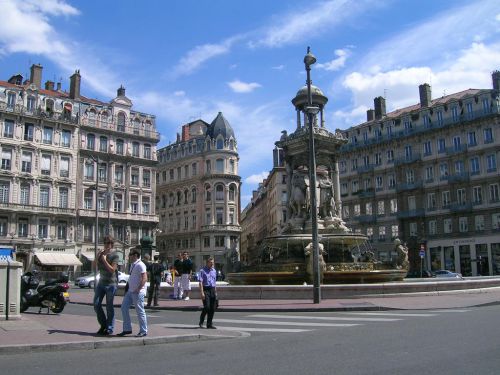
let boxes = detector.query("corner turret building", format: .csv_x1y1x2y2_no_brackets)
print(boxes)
156,113,241,271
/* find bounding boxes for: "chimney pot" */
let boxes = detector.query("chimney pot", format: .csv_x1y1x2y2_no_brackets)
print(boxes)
419,83,432,107
374,97,386,119
29,64,43,88
45,80,55,91
69,70,81,99
117,85,126,97
492,70,500,91
367,109,375,122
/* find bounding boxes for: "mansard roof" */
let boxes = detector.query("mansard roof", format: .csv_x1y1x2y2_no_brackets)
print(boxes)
207,112,235,139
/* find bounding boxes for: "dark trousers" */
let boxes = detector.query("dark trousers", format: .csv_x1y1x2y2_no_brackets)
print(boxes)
199,288,216,327
147,281,161,306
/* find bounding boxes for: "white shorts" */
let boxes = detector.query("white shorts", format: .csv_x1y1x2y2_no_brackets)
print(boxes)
181,274,191,291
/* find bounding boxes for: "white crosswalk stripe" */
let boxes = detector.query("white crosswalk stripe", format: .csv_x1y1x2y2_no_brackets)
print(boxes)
214,318,359,327
341,312,437,317
160,323,312,333
249,314,401,322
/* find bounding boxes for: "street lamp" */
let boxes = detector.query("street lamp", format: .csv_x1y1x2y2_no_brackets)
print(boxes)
87,155,99,290
304,47,321,304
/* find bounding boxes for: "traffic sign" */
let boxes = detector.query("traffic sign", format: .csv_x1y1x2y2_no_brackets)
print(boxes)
419,249,425,258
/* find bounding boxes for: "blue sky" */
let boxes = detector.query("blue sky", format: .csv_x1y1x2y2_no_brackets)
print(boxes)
1,0,499,207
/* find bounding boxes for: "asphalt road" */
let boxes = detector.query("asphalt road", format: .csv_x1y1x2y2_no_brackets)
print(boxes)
3,304,500,374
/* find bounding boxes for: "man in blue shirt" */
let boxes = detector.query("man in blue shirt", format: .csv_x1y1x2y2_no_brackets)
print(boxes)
198,257,217,329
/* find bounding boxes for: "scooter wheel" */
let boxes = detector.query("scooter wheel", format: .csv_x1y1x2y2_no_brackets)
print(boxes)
20,296,29,313
50,296,66,314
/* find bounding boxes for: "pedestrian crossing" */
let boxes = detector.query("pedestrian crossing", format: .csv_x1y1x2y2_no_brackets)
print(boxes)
161,309,471,335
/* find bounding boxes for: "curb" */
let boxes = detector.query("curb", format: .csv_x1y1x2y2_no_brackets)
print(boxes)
0,332,248,355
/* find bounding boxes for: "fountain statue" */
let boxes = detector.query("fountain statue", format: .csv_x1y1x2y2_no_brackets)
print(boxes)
228,53,408,285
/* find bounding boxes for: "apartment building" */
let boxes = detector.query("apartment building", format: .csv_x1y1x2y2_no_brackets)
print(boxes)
156,113,241,271
0,64,159,272
339,71,500,276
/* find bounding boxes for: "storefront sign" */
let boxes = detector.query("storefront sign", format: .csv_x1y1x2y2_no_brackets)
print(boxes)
453,238,476,245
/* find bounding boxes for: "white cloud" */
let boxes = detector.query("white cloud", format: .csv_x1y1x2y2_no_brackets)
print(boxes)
272,64,285,70
249,0,376,48
171,35,243,77
316,48,350,71
244,171,269,185
227,79,262,93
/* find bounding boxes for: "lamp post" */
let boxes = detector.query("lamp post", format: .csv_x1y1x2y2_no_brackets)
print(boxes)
304,47,321,304
87,155,99,290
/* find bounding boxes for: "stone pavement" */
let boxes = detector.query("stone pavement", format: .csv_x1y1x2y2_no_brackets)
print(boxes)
2,286,500,355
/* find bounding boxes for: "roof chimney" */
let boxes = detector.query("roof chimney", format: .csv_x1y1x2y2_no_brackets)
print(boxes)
374,97,386,119
117,85,126,97
69,70,81,99
367,109,375,122
181,124,190,142
8,74,23,85
57,82,62,91
29,64,43,88
45,80,55,91
492,70,500,91
419,83,432,107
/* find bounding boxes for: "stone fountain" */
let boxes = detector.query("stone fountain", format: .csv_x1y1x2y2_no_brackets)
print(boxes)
228,62,408,285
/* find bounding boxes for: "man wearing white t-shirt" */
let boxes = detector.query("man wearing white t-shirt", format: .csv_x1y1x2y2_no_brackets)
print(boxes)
118,249,148,337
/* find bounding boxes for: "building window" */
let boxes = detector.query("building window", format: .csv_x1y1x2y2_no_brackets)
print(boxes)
351,180,359,193
375,153,382,165
409,222,417,237
144,144,151,159
98,163,107,182
229,159,235,173
365,202,372,215
203,236,210,248
353,204,360,216
442,191,451,207
132,142,140,157
215,236,225,247
24,123,34,141
86,134,95,150
466,103,473,120
41,154,51,175
390,199,397,214
229,185,236,201
406,170,414,184
492,213,500,230
391,225,399,239
205,208,211,225
451,106,459,122
408,195,416,211
0,182,9,203
486,154,497,172
475,215,484,231
192,211,197,229
131,168,139,186
39,186,50,207
472,186,482,204
38,219,48,239
216,159,224,173
7,92,16,108
3,119,14,138
115,165,124,184
436,110,443,126
205,160,211,173
343,205,349,218
117,112,126,132
143,170,151,187
455,160,464,174
99,136,108,152
0,217,7,236
215,184,224,201
114,194,123,212
142,197,150,214
84,191,93,210
191,188,197,203
84,162,94,180
427,193,436,210
470,157,480,175
20,184,29,205
116,139,124,155
229,208,235,225
429,220,437,235
59,187,68,208
467,131,477,147
388,175,396,189
57,221,67,240
18,218,28,237
423,141,432,156
489,183,500,203
43,127,53,144
439,163,449,178
484,128,493,143
457,188,466,205
1,149,12,170
21,151,32,173
404,145,412,160
205,185,211,202
425,166,434,181
216,207,224,224
377,201,385,215
459,217,468,233
378,226,386,241
60,156,70,178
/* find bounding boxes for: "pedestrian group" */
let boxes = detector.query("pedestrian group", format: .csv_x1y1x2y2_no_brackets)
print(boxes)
93,241,218,337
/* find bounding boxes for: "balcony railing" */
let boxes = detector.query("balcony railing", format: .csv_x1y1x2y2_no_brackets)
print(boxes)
201,224,241,232
358,189,375,198
448,172,470,183
0,102,79,125
355,214,377,224
394,153,422,166
80,118,160,141
0,202,75,215
356,165,374,174
445,145,468,155
395,181,423,192
78,208,159,223
396,209,425,219
450,202,473,212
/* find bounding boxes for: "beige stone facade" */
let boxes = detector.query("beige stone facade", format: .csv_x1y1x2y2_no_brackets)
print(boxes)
156,114,241,272
339,72,500,276
0,65,159,273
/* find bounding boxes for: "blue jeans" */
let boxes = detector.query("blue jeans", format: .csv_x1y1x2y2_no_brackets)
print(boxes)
93,283,117,332
121,290,147,334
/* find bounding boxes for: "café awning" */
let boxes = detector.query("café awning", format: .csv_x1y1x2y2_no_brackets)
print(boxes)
35,253,82,266
81,252,95,261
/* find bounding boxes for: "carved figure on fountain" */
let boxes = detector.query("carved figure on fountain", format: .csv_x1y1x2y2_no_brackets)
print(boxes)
393,238,409,270
304,242,326,284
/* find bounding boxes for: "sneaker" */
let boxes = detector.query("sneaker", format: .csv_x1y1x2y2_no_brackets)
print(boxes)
207,325,217,329
117,331,132,337
183,296,190,301
135,332,147,337
96,327,106,335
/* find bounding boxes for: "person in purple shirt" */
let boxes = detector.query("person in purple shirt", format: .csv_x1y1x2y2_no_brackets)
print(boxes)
198,257,217,329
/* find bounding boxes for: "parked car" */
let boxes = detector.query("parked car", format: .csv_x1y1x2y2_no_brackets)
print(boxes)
434,270,463,279
406,270,434,278
75,272,129,288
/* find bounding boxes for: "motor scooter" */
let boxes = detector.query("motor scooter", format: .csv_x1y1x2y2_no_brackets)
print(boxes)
20,271,70,314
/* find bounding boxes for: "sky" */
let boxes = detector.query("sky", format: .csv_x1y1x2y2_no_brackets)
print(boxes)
0,0,499,207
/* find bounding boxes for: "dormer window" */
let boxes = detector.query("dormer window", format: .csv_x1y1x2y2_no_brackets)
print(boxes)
216,138,224,150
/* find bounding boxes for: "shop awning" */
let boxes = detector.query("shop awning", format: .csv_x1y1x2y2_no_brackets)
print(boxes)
81,252,95,261
35,253,83,266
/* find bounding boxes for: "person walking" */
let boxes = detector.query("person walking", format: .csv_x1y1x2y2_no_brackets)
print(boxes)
118,249,148,337
147,255,165,307
93,235,118,336
173,252,183,300
181,251,193,300
199,257,217,329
